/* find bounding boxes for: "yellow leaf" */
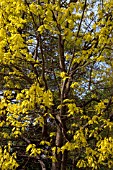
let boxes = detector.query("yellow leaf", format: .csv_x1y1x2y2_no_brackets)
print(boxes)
26,144,35,152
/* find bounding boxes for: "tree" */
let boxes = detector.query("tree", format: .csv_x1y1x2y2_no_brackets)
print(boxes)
0,0,113,169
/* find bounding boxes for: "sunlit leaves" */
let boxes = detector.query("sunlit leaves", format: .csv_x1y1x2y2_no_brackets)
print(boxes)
67,103,83,116
1,0,113,169
0,145,19,170
26,144,42,156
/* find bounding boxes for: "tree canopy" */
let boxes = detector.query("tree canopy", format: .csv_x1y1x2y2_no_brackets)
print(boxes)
0,0,113,169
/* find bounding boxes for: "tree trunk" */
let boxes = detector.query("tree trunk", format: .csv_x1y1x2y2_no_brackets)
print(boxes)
61,150,68,170
52,125,62,170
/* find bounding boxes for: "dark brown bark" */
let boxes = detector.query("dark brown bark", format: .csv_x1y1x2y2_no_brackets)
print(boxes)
58,35,65,72
61,150,68,170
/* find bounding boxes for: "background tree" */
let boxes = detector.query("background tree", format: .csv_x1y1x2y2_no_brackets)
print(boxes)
0,0,113,170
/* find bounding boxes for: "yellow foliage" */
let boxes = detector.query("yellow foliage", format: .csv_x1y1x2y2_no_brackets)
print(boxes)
0,146,19,170
0,0,113,169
